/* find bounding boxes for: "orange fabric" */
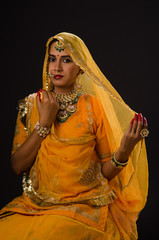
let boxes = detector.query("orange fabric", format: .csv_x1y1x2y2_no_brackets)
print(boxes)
0,211,138,240
0,94,141,239
0,32,148,239
1,94,113,232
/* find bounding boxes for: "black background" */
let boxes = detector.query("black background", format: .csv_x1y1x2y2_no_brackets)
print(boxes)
0,1,158,239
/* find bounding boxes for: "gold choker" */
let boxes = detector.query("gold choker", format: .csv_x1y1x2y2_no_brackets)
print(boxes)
53,89,83,123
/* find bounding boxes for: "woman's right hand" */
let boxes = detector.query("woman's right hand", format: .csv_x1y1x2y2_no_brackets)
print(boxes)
36,90,59,128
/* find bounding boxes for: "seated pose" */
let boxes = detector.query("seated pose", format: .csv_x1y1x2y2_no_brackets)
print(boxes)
0,32,149,240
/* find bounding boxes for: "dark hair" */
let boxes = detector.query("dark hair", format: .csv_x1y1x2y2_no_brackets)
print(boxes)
49,39,58,50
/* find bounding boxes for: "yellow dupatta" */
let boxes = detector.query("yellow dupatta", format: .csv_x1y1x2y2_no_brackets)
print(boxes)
0,33,148,238
43,32,148,213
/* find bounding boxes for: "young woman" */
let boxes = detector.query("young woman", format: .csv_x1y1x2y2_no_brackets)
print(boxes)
0,32,149,239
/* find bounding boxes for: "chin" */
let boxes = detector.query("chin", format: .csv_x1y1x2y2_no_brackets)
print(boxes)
53,80,74,90
53,80,65,86
53,82,66,88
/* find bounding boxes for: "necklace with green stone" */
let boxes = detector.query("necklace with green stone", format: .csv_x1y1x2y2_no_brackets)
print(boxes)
53,89,83,123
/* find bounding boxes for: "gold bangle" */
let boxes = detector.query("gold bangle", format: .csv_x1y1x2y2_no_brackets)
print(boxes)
111,152,128,169
35,121,50,138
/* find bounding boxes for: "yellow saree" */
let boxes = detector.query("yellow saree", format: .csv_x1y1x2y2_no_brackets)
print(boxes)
0,32,148,240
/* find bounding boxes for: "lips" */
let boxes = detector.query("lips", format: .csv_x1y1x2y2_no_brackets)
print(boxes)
54,75,63,79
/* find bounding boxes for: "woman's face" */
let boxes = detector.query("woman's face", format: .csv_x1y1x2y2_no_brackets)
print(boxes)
48,41,81,92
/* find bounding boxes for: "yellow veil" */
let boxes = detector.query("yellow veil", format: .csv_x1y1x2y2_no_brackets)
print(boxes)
0,32,148,239
42,32,148,212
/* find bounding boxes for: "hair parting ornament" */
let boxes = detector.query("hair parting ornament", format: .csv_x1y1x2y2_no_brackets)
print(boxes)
55,41,65,52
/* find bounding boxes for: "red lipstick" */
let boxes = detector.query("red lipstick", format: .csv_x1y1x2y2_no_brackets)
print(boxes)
54,75,63,79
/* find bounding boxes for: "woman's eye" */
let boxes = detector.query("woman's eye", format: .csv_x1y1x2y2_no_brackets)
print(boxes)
63,58,72,63
48,57,56,62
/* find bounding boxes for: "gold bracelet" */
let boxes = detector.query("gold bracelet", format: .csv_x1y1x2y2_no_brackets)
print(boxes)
111,152,128,169
35,121,50,138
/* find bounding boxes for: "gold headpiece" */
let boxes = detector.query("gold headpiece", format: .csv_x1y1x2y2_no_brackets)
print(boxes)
55,41,65,52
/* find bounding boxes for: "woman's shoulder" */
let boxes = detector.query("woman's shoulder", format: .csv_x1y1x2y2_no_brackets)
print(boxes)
18,93,36,108
18,93,37,125
80,93,102,119
80,93,98,103
81,93,100,108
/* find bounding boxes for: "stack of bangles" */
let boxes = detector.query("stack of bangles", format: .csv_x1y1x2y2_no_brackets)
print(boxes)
111,152,128,169
35,121,50,138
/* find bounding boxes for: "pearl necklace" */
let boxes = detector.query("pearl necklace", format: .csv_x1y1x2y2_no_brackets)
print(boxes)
53,89,83,123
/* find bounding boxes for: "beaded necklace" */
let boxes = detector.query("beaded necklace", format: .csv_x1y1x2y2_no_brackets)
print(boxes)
53,89,83,123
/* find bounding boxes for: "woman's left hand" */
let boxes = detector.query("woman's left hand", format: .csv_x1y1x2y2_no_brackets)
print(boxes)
115,113,148,162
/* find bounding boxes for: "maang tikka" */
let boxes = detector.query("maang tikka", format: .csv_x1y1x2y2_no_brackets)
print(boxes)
55,41,65,52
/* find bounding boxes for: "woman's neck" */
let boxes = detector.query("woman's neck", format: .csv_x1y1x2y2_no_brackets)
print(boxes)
54,86,75,94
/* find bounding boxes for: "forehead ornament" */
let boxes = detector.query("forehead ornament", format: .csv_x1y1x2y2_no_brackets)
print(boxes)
55,41,65,52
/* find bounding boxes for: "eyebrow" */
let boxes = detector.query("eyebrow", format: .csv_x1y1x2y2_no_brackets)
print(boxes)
49,54,72,58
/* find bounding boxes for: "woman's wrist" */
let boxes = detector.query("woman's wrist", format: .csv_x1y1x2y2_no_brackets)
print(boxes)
39,118,53,129
35,121,51,138
111,152,128,169
115,147,130,163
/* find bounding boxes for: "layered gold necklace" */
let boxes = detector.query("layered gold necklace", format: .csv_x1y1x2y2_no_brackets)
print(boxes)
53,89,83,123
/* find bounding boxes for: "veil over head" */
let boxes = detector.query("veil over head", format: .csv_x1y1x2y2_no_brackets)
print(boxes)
42,32,148,209
0,33,148,239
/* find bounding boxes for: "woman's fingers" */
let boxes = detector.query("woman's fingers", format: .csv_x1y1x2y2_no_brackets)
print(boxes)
131,113,138,135
37,89,59,108
143,117,148,129
119,113,149,158
130,113,149,140
40,89,49,102
136,113,143,137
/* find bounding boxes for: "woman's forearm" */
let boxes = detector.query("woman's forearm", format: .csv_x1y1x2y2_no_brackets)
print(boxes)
102,113,149,181
11,91,59,175
11,129,44,175
101,148,128,181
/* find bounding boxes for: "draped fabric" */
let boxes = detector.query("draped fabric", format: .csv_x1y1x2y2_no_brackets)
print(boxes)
0,32,148,240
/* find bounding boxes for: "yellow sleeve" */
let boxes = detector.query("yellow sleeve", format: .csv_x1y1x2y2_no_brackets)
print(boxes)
95,117,111,162
89,94,111,162
11,112,27,155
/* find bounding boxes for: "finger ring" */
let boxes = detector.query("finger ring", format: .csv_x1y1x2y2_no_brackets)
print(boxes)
140,129,149,137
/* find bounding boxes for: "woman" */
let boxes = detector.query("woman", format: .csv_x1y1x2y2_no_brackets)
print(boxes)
0,32,149,239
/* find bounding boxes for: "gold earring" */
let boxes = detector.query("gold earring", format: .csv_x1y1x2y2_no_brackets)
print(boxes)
75,74,83,93
49,82,54,92
47,74,54,92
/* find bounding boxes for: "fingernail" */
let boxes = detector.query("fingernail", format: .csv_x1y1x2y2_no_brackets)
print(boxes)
130,118,134,125
37,91,41,101
143,117,148,126
138,113,143,123
134,113,138,120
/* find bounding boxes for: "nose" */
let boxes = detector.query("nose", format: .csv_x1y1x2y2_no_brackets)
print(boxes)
54,59,62,72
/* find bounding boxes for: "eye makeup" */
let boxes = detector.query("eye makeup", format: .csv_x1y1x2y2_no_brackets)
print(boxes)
48,54,73,63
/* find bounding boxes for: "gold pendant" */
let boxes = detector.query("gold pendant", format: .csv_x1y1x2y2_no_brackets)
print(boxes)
56,110,68,121
66,104,76,113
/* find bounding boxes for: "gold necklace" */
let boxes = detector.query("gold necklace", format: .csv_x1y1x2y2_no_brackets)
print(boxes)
53,89,83,123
